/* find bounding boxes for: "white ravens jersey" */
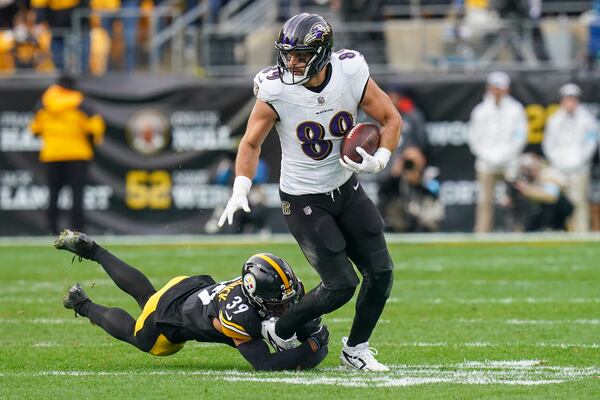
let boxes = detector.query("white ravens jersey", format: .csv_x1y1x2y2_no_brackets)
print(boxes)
253,49,370,195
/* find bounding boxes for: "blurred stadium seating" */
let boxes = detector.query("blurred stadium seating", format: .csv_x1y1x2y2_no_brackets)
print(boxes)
0,0,595,76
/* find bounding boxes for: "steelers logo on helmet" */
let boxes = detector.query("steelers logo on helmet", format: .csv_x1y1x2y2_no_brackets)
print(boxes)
243,273,257,295
274,13,334,85
240,253,301,318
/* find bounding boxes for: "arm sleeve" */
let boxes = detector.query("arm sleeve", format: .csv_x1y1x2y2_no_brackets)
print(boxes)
581,114,599,163
87,114,105,145
237,338,323,371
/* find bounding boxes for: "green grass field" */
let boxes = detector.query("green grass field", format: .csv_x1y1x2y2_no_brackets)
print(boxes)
1,236,599,399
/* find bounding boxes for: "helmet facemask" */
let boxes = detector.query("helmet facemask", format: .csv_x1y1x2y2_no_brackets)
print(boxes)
276,48,320,85
274,13,333,86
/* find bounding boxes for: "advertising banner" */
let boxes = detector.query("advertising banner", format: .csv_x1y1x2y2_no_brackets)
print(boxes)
1,72,599,234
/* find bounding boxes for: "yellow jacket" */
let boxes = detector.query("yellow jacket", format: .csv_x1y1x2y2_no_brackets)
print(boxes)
90,0,121,11
30,85,105,162
30,0,81,11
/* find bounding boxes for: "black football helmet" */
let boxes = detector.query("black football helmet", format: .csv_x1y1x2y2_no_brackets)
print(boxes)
274,13,334,85
241,253,301,318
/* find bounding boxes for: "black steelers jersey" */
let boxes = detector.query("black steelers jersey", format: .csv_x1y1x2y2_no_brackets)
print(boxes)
180,277,263,345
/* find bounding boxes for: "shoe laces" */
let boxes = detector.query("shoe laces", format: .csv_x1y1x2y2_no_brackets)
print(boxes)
355,344,380,361
343,338,381,362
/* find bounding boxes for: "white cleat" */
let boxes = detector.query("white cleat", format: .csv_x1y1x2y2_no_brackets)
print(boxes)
261,318,298,352
339,336,390,371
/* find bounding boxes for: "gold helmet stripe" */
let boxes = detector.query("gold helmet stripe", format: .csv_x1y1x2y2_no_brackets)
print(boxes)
257,253,292,293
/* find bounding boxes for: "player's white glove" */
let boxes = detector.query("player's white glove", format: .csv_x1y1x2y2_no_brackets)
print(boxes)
217,176,252,227
340,147,392,174
261,317,298,352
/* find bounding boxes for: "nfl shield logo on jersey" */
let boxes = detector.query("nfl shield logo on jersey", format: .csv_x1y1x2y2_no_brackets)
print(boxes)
303,206,312,215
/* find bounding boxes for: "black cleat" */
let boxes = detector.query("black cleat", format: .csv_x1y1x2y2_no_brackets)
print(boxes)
54,229,95,261
63,283,90,313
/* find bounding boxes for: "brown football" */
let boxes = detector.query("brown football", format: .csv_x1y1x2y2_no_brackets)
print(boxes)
340,123,381,163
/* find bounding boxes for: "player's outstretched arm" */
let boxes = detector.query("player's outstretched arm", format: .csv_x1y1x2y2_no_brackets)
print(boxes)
234,325,330,371
218,100,277,227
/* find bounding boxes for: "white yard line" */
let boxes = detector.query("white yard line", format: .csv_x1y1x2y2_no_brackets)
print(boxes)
0,360,596,387
459,318,600,325
387,297,600,304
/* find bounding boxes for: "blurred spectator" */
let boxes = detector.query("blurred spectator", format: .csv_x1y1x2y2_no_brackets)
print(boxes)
120,0,138,71
12,9,54,72
379,85,442,231
542,83,599,232
89,13,110,75
29,75,105,234
493,0,548,63
31,0,89,71
468,71,528,233
378,146,444,233
511,152,573,231
386,84,428,156
91,0,138,71
205,152,270,234
444,0,500,63
584,0,600,70
0,26,14,73
0,9,54,74
0,0,19,28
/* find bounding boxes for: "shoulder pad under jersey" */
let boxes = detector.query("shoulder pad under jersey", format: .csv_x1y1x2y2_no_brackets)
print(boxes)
216,280,262,340
253,66,284,103
333,49,369,77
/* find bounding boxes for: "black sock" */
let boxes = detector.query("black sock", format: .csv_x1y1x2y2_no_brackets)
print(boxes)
346,300,386,347
89,245,156,309
76,300,139,347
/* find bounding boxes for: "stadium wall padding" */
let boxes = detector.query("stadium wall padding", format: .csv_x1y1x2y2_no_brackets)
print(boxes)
1,72,599,235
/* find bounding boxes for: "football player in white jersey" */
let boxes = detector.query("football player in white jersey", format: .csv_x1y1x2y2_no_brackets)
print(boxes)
219,13,402,371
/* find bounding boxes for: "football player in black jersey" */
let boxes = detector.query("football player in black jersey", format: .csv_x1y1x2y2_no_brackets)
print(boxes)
55,229,329,371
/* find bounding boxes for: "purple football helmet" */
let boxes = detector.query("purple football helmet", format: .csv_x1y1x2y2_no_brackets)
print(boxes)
274,13,334,85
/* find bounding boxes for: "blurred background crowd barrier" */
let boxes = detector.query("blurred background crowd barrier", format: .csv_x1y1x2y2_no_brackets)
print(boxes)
0,0,598,76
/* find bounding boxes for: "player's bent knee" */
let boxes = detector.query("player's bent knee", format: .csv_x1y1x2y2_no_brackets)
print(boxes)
317,285,356,313
148,334,185,356
367,270,394,303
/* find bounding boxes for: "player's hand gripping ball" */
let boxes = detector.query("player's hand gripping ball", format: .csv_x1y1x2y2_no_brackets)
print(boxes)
340,122,381,163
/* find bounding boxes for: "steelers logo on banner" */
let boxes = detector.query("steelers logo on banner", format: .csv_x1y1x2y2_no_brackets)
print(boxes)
125,109,170,155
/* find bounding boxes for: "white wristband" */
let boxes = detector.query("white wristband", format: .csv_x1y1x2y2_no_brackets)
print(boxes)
374,148,392,170
232,176,252,196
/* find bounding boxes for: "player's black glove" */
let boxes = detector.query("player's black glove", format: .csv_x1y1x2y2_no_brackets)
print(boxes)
297,317,322,342
307,325,329,351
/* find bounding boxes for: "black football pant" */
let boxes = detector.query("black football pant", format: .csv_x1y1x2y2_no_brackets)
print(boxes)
277,174,394,346
46,161,88,235
74,244,159,351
